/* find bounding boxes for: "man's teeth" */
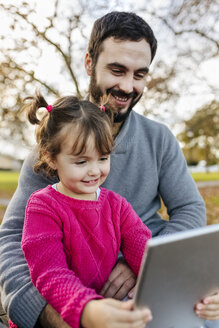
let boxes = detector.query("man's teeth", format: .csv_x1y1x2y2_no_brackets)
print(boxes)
114,95,128,102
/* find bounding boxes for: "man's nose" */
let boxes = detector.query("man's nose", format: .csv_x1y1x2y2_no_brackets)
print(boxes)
119,76,134,94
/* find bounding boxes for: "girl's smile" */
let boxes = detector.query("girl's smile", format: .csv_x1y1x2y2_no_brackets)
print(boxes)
81,178,100,186
51,132,110,200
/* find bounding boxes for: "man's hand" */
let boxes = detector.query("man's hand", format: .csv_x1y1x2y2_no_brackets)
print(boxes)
100,258,136,300
36,304,71,328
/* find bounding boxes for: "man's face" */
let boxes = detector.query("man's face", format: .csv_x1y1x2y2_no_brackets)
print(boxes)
85,37,151,121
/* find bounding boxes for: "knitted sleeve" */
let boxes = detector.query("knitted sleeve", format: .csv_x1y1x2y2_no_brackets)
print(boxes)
22,195,102,328
119,198,152,276
0,151,52,327
158,126,206,234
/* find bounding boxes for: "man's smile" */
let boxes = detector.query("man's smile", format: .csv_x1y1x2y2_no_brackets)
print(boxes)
108,89,136,108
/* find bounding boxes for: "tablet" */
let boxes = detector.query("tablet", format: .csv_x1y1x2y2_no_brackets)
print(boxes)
134,224,219,328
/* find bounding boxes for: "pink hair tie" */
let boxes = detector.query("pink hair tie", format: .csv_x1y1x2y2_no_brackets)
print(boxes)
99,105,105,112
46,105,53,112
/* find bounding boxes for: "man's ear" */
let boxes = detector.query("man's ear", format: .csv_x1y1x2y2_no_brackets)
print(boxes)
84,53,92,76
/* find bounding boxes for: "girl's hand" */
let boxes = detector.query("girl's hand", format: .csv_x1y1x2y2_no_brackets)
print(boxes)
81,298,152,328
195,292,219,321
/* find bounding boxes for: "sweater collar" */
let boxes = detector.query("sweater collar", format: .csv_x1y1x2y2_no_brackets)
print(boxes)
85,95,136,154
113,111,136,154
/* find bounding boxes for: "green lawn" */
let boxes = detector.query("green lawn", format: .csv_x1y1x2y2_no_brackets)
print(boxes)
191,171,219,182
0,170,219,224
0,170,218,193
0,171,19,193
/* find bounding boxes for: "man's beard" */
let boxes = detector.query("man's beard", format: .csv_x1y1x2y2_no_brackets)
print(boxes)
89,71,142,123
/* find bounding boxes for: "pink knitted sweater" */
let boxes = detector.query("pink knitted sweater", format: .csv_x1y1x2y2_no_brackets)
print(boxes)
21,185,151,328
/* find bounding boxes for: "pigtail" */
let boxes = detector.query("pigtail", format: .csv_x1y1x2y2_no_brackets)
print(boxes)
99,94,117,122
23,91,49,125
99,94,109,110
21,91,56,176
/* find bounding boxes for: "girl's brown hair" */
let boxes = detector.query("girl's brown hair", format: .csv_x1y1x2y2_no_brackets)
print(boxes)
23,92,114,177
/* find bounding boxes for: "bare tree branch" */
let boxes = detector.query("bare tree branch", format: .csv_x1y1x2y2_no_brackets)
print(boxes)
0,0,218,153
1,3,82,97
3,55,60,96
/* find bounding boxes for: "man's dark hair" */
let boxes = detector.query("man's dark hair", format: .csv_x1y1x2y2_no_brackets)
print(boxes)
88,11,157,67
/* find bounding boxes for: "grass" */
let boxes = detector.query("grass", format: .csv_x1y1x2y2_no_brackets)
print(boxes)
159,185,219,226
0,170,219,224
0,171,218,193
0,171,19,193
0,171,19,222
211,196,219,206
191,171,219,181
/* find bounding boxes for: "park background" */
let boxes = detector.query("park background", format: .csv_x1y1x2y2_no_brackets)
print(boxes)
0,0,218,223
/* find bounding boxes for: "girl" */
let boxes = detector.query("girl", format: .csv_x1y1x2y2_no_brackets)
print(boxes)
17,93,152,328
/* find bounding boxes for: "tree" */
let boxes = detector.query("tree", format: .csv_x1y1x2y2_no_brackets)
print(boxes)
178,100,219,166
0,0,219,156
140,0,219,119
0,0,88,155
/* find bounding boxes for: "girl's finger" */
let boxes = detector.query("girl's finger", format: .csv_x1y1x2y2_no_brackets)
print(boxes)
114,307,152,323
203,293,219,305
196,308,219,320
196,303,219,311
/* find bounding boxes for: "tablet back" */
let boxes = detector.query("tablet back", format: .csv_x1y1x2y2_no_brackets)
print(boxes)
134,224,219,328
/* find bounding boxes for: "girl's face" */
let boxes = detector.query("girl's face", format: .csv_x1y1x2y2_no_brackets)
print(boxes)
52,133,110,200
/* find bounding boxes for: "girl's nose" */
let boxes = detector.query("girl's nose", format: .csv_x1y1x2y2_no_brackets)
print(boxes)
88,164,100,176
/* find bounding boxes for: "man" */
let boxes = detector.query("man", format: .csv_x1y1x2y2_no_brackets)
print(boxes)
0,11,206,328
0,321,7,328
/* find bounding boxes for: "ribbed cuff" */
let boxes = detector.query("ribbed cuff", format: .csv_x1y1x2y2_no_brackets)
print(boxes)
72,293,103,328
9,285,46,328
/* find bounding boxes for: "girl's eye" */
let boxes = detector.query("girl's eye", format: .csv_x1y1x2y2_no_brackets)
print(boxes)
99,157,109,161
75,160,86,165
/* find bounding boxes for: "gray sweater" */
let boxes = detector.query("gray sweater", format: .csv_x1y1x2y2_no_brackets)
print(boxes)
0,111,206,327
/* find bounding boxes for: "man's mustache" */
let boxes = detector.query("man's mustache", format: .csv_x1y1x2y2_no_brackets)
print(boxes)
107,88,137,100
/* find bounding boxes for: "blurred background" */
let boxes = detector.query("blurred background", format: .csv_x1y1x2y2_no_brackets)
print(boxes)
0,0,218,223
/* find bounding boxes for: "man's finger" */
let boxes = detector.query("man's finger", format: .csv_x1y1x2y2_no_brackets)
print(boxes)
113,275,136,300
100,258,136,299
101,272,136,299
128,286,136,299
100,279,112,296
101,273,124,298
100,260,124,296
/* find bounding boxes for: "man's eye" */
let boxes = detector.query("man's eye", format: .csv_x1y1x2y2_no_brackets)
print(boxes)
135,74,145,80
99,157,108,161
112,69,122,75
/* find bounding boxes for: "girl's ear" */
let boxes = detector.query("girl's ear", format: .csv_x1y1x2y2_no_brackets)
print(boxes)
48,159,57,170
43,152,57,170
84,53,92,76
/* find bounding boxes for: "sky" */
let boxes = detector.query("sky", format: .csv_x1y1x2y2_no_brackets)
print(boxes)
1,0,218,111
0,0,218,158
